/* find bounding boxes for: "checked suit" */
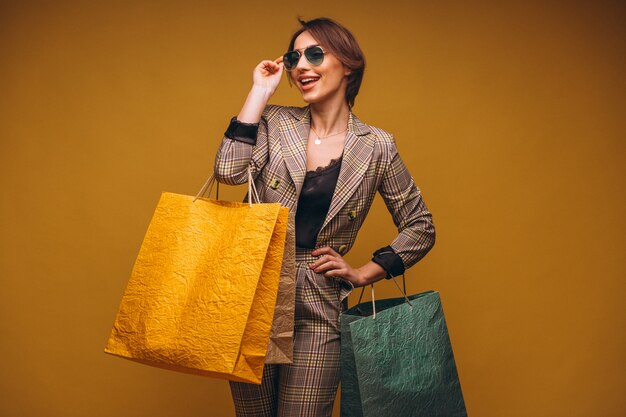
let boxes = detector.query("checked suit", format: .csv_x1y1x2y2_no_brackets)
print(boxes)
214,105,435,417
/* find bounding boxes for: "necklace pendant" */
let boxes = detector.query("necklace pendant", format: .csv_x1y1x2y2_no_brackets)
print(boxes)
314,138,321,145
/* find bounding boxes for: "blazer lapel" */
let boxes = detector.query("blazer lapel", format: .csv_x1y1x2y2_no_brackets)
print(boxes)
280,107,310,196
320,112,373,231
279,107,374,232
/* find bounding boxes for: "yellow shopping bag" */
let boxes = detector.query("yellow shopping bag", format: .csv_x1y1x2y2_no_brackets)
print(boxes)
105,173,289,384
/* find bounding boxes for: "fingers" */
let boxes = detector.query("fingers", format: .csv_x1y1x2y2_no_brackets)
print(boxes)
309,247,341,269
309,246,349,279
260,61,280,75
309,254,336,270
323,266,347,278
313,259,342,274
311,246,339,257
315,259,354,281
257,59,283,75
307,247,363,286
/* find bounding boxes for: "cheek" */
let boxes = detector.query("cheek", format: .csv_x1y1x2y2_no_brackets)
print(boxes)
328,72,347,88
321,65,346,85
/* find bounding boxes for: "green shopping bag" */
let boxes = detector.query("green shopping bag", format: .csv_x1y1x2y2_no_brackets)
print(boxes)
340,282,467,417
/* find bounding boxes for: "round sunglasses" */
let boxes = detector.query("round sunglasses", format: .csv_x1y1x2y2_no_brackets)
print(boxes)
282,45,325,70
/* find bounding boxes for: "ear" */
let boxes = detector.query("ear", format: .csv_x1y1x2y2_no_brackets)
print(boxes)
344,69,352,77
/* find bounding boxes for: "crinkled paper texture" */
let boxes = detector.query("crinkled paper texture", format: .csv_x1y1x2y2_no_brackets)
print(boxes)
265,211,296,364
105,192,288,384
340,291,467,417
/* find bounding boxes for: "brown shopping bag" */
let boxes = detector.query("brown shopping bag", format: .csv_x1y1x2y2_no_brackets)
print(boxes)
105,170,290,384
265,209,295,364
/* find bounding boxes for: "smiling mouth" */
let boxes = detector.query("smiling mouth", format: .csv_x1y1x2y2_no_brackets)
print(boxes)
300,77,320,85
299,77,320,89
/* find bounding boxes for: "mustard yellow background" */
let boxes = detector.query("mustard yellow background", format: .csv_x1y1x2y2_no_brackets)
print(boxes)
1,1,624,416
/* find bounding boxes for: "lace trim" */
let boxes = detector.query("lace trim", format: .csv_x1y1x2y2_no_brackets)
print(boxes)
306,156,343,176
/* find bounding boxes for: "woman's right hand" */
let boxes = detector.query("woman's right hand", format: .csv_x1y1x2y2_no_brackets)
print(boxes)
252,56,284,94
236,57,284,124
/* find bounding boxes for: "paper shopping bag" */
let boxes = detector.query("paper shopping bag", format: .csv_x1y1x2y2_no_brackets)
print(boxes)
105,191,288,384
264,210,296,364
340,290,467,417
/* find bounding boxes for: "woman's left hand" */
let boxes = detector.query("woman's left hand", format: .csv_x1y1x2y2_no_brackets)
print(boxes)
309,247,365,287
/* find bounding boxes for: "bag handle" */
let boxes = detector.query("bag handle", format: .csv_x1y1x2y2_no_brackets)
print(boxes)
356,274,413,320
194,175,220,201
193,165,259,207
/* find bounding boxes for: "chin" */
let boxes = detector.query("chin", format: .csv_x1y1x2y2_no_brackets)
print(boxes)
300,92,323,104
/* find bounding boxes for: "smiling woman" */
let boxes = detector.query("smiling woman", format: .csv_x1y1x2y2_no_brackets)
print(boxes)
284,20,365,108
214,17,435,417
286,31,353,109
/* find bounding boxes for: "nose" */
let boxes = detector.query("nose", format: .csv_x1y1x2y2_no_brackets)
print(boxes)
294,52,310,71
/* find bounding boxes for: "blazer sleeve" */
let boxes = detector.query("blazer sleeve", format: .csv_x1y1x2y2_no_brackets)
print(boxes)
378,139,436,270
213,105,279,185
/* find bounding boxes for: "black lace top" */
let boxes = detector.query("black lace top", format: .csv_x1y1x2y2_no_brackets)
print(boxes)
295,156,343,248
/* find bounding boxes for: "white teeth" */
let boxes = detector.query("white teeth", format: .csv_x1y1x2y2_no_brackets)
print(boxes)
301,78,319,84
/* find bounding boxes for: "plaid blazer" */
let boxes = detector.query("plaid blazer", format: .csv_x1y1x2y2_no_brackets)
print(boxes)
214,105,435,270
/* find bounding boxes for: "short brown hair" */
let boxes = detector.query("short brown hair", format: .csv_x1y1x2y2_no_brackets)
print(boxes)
287,17,366,108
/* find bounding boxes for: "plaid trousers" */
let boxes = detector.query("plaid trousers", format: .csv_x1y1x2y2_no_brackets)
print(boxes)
230,248,353,417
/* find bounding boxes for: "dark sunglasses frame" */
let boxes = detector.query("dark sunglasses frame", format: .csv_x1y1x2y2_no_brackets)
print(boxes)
283,45,325,70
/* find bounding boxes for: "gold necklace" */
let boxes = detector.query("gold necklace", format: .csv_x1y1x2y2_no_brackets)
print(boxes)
310,126,347,145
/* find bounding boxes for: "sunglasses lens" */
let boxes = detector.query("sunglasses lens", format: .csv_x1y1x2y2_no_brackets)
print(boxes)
305,46,324,66
283,51,300,70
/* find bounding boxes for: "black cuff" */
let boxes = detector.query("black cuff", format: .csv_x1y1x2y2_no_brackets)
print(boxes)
371,246,405,279
224,117,259,145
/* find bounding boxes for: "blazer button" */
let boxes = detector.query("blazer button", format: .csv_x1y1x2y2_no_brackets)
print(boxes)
269,179,280,189
338,244,348,255
348,210,357,221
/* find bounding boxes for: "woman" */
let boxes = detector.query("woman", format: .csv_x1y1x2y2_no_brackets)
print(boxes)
214,17,435,417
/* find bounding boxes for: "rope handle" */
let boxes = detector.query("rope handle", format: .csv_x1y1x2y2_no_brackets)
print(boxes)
193,175,220,201
193,165,257,207
356,273,412,320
